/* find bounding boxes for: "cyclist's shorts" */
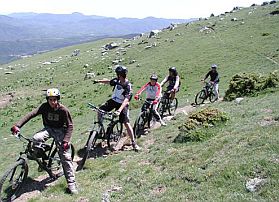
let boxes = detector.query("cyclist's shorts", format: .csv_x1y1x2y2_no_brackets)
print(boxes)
100,99,130,123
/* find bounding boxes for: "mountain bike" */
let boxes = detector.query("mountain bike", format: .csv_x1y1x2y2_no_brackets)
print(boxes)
195,81,218,105
158,91,178,117
133,99,157,138
76,103,123,171
0,133,75,202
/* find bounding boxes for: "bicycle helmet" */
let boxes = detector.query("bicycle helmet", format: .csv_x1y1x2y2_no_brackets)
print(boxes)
46,88,60,100
169,66,178,76
150,74,158,81
115,65,128,77
211,64,218,69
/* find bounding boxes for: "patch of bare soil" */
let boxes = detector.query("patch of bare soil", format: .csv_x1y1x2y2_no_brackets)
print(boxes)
151,185,167,196
258,116,278,126
0,92,14,108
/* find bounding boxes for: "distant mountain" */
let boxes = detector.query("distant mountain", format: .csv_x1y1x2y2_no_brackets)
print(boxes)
0,12,196,64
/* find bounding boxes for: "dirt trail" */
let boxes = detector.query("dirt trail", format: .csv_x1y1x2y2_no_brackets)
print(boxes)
10,104,197,202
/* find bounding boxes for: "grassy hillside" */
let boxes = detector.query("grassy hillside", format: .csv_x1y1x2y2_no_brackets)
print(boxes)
0,2,278,201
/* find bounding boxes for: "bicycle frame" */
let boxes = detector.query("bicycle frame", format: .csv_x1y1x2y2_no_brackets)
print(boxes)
17,133,60,178
87,103,119,140
77,103,123,170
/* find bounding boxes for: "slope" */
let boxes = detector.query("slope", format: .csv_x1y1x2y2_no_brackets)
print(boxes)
0,2,278,201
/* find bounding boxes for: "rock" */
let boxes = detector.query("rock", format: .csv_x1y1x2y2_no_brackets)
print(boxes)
84,72,95,80
235,97,244,104
246,178,266,192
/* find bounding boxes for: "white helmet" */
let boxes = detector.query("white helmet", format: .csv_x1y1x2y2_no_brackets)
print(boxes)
46,88,60,100
211,64,218,69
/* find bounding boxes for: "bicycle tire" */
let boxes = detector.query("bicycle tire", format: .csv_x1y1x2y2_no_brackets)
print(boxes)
134,112,147,138
209,91,218,103
48,143,75,171
168,98,178,116
107,120,123,148
157,100,166,117
148,112,156,128
77,131,98,171
195,90,206,105
0,159,28,202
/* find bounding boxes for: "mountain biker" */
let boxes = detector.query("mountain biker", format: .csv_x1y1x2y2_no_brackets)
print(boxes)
201,64,220,99
160,67,180,105
93,65,141,151
10,88,78,195
134,74,167,126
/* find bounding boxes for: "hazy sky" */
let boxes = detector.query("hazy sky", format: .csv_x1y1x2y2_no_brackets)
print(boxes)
0,0,266,19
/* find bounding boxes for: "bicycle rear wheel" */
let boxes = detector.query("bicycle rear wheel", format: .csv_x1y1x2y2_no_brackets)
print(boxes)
195,90,206,105
134,112,147,138
168,98,178,116
0,159,28,201
209,91,218,103
107,121,123,148
77,131,98,171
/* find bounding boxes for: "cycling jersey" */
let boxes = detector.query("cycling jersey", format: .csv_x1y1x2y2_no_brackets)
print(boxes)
110,78,132,104
15,102,73,143
204,70,219,83
135,82,161,100
161,75,180,90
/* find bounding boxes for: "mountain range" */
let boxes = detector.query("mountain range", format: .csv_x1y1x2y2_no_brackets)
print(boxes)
0,12,196,64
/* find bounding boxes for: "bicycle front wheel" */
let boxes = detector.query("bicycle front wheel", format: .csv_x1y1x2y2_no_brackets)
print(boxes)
157,101,165,117
0,159,28,201
134,112,147,138
77,131,98,171
195,90,206,105
168,98,178,116
148,113,156,129
107,121,123,148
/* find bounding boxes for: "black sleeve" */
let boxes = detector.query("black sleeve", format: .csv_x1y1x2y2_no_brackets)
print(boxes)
123,82,133,101
204,71,210,80
110,78,118,86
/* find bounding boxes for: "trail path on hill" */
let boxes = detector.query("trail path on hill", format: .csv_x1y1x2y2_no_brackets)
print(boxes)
11,103,197,202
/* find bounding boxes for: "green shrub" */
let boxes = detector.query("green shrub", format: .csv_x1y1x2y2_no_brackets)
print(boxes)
224,71,279,101
176,107,229,142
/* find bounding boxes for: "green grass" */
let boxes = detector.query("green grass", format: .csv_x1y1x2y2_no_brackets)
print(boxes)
0,2,279,201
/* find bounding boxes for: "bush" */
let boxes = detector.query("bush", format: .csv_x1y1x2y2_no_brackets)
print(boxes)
224,71,279,101
175,107,229,142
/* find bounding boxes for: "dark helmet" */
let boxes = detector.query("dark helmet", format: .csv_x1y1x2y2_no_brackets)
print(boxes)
150,74,158,81
211,64,218,69
169,66,178,75
46,88,60,100
115,65,128,77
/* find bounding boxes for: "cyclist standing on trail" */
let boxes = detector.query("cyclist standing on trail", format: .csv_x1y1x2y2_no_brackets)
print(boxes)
10,88,78,195
202,64,220,99
93,65,141,151
160,67,180,105
134,74,167,126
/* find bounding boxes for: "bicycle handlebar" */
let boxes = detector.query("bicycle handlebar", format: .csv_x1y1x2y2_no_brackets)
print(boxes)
88,103,114,117
13,132,32,142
